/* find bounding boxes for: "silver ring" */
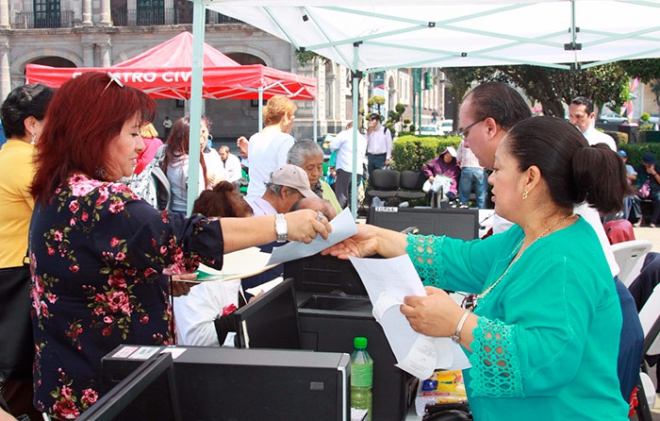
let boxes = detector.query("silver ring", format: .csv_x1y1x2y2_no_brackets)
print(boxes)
316,211,324,221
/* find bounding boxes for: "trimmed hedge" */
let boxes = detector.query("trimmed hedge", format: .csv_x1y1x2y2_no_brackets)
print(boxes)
391,135,462,171
604,131,628,145
392,133,659,175
619,143,660,169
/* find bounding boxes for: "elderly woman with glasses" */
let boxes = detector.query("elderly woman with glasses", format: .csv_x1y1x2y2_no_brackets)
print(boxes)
28,72,331,419
287,140,342,214
324,117,631,420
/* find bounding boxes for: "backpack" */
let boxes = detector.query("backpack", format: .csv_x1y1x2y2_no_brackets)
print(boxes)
151,166,171,211
152,145,171,211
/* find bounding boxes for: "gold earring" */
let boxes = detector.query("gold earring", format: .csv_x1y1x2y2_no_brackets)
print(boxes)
522,189,528,200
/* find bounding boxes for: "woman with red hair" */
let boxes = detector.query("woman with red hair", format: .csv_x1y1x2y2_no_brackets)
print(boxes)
29,72,330,419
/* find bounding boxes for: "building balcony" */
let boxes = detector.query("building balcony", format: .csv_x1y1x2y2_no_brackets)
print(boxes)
111,8,242,27
13,11,74,29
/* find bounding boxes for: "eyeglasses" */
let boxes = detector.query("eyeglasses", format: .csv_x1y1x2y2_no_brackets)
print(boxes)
458,118,486,140
102,72,124,93
460,293,478,312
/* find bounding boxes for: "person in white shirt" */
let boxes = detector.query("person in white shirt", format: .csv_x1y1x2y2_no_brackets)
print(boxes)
237,135,249,172
219,145,242,183
365,113,393,182
246,96,297,199
329,121,367,209
568,96,618,151
202,133,224,188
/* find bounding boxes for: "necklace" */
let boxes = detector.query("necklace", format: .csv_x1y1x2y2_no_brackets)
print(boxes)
466,213,577,312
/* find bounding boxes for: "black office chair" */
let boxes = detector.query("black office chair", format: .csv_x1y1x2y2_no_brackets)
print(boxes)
397,170,426,201
367,169,400,204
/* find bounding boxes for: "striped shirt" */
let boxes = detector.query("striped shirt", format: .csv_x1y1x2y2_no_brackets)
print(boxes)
456,139,482,169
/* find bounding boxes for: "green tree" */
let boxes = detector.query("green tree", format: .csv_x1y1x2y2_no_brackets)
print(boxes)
619,59,660,105
367,95,386,115
495,64,629,117
443,64,629,119
441,67,497,130
294,50,327,69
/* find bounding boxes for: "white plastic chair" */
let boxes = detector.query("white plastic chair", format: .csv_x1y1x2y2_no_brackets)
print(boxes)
639,284,660,359
611,239,653,287
637,284,660,417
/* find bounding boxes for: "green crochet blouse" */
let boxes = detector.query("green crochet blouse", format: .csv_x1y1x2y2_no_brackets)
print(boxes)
406,218,628,420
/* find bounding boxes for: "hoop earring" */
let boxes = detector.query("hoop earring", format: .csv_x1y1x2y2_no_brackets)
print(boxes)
30,132,36,145
522,189,528,200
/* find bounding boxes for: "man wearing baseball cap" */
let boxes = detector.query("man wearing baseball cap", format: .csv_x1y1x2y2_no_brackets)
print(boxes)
241,164,319,300
246,164,317,217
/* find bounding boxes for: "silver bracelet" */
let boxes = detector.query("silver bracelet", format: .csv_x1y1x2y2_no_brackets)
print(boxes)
450,311,470,344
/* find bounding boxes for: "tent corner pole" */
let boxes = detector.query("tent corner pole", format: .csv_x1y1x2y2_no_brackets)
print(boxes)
258,87,264,130
187,0,206,216
313,96,318,142
350,45,360,221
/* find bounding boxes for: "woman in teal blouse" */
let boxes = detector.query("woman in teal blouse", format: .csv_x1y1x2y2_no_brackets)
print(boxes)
325,117,631,420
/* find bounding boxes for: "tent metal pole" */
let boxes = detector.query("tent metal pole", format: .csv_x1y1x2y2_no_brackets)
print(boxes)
350,44,359,220
314,99,318,141
258,86,264,130
417,69,422,131
187,0,206,215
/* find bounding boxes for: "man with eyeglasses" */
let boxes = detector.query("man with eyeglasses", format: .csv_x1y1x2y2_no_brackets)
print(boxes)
458,81,642,405
457,82,531,171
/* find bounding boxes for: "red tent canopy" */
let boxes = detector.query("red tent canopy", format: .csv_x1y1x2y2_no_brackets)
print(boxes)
113,32,240,68
25,32,316,100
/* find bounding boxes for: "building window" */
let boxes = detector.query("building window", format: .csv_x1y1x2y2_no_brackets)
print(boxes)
400,74,410,104
33,0,61,28
137,0,164,25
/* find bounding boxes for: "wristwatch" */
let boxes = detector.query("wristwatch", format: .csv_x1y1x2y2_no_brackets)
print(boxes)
275,214,288,243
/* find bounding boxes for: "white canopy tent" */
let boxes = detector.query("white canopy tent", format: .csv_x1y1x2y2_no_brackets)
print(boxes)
186,0,660,216
203,0,660,72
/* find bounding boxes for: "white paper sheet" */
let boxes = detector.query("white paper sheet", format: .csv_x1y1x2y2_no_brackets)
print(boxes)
173,247,277,283
267,208,358,265
245,276,283,296
349,255,471,379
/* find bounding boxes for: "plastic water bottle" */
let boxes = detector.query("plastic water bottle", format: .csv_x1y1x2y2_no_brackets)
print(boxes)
350,336,373,421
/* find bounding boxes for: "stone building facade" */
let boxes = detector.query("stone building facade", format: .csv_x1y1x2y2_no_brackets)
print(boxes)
0,0,446,141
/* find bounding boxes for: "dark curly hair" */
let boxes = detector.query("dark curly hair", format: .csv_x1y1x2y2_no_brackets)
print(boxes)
192,181,253,217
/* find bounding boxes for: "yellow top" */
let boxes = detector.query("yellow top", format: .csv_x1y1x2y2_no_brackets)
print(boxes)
0,140,36,267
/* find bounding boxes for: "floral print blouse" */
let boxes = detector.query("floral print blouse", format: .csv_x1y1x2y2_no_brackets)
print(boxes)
29,173,224,419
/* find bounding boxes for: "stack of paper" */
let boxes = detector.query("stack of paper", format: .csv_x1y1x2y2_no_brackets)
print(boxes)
349,255,471,380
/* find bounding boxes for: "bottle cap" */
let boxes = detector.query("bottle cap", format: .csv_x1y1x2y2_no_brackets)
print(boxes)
354,336,368,349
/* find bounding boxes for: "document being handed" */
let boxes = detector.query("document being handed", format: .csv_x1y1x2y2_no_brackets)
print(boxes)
348,255,471,380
